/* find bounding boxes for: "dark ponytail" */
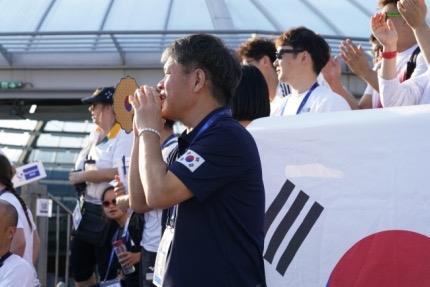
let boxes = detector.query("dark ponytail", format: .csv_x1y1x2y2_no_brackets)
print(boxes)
0,155,33,229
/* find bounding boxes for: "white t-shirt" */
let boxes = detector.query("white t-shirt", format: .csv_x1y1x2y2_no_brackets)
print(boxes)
83,125,133,204
380,71,430,106
272,84,351,116
0,253,38,287
0,192,34,266
140,134,178,252
368,44,427,107
270,83,290,115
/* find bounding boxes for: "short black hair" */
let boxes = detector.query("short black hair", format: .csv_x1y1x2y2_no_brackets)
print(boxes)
0,199,18,228
238,37,277,63
230,65,270,122
276,27,330,75
162,34,242,106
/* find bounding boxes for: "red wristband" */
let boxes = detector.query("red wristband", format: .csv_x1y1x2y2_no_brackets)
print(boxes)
382,50,397,59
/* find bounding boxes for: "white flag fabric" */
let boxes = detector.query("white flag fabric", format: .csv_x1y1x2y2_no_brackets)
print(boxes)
248,105,430,287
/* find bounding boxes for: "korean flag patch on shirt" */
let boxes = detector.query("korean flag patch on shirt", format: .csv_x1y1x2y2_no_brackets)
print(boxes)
177,150,205,172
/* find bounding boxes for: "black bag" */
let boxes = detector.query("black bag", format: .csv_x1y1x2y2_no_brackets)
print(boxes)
74,201,110,246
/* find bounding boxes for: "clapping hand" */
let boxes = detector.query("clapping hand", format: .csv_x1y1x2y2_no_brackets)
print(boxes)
340,39,371,77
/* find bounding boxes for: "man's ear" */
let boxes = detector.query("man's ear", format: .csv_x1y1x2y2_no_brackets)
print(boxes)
193,68,207,93
8,226,16,239
300,51,310,65
260,55,271,67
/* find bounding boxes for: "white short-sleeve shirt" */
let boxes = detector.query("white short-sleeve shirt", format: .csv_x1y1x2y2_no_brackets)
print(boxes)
0,254,38,287
0,192,34,266
84,124,133,204
272,84,351,116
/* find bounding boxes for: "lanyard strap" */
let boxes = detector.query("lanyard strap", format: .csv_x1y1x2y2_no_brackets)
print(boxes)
103,214,132,283
296,82,319,115
190,108,231,147
166,108,230,228
0,252,12,268
103,249,116,282
280,82,319,115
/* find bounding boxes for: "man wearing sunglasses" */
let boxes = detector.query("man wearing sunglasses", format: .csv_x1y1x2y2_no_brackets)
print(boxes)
273,27,350,116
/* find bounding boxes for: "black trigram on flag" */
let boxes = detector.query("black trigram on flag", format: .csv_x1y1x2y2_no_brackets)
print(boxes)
264,179,324,276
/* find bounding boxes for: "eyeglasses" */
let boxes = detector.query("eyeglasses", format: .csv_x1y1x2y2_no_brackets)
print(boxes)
102,198,117,207
275,48,305,59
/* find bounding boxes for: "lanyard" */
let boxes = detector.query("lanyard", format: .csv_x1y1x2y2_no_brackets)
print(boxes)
166,108,230,228
280,82,319,115
121,156,127,176
0,252,12,268
103,212,133,282
190,108,231,147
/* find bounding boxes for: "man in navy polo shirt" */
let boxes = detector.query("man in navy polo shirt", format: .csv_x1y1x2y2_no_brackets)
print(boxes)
129,33,266,287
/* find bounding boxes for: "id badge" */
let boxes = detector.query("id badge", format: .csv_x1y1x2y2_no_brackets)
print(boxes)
153,226,175,287
72,200,82,230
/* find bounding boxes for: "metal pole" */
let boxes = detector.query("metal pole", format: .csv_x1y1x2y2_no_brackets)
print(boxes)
55,204,60,285
65,215,71,286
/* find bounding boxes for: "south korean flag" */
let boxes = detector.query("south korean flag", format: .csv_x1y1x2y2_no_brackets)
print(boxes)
177,150,205,172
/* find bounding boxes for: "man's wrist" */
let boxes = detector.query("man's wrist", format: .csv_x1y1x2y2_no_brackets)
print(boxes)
138,127,161,138
413,23,430,34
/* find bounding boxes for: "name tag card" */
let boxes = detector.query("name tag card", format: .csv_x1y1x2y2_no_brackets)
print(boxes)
12,161,47,188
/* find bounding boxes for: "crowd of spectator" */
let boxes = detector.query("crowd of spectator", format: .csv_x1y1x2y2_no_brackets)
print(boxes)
0,0,429,286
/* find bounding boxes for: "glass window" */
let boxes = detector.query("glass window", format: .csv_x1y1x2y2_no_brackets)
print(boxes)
55,150,78,164
0,131,31,146
227,0,274,30
168,0,213,30
0,0,51,32
0,120,38,131
29,149,56,163
0,147,23,162
254,0,343,36
305,0,375,37
44,120,94,133
40,0,110,31
104,0,170,30
37,134,86,148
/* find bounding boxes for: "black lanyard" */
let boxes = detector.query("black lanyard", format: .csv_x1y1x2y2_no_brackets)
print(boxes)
0,252,12,268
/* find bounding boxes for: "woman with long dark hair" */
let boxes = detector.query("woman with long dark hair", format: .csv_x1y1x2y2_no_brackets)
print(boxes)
0,154,39,267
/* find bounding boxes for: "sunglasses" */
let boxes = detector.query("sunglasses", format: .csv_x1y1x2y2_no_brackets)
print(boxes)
102,198,117,207
275,47,305,59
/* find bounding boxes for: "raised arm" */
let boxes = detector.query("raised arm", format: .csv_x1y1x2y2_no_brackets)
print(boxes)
398,0,430,64
130,86,192,209
127,122,151,213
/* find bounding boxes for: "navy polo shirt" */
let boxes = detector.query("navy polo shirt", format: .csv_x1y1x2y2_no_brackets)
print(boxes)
164,108,266,287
